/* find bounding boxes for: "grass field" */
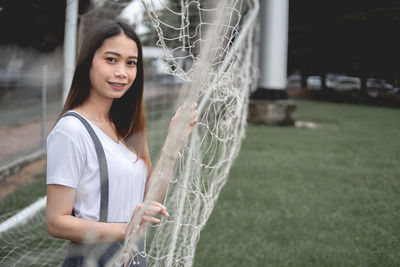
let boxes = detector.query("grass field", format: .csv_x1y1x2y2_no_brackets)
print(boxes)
194,99,400,266
1,99,399,266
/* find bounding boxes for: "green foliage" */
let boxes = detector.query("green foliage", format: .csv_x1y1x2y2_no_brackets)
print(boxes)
140,0,202,48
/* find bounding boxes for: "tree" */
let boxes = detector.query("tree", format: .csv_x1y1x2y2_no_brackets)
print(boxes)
288,0,400,86
0,0,90,52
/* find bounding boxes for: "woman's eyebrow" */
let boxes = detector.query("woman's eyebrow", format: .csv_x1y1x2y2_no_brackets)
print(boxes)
104,51,138,59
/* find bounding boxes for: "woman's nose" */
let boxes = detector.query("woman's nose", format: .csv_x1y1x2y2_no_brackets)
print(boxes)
114,65,127,78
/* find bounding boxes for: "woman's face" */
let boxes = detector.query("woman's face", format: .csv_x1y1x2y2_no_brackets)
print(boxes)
89,33,138,100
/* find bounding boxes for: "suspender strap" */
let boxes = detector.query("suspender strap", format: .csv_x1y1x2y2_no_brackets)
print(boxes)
60,111,109,222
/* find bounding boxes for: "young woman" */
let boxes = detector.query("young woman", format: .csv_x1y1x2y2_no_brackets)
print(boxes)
46,20,198,266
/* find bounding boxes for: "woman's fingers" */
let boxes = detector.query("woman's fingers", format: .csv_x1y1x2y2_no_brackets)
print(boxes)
191,110,198,120
190,115,198,124
187,103,198,130
146,201,168,217
127,202,169,237
142,215,160,223
147,206,162,212
151,202,169,217
135,201,169,221
159,208,169,217
149,200,166,209
140,205,167,224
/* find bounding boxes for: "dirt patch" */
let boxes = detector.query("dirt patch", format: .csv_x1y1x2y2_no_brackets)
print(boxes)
0,116,56,164
0,158,46,200
295,120,338,129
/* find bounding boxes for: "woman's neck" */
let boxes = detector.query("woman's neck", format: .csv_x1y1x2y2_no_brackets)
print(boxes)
75,92,113,122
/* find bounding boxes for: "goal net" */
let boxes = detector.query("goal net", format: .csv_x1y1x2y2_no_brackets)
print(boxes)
0,0,259,266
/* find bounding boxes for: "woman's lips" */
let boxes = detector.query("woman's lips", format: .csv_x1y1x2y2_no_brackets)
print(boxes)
108,81,126,90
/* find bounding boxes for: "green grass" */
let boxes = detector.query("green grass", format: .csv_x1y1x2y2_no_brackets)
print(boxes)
0,172,46,219
0,172,68,266
194,99,400,267
1,99,399,266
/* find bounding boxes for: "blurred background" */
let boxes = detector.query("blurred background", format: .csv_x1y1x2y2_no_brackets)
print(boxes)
1,0,399,165
0,0,399,266
287,0,400,106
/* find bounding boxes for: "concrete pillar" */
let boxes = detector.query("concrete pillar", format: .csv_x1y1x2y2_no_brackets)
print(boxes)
259,0,288,90
63,0,79,104
248,0,295,126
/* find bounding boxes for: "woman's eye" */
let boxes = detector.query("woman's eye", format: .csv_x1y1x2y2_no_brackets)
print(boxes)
106,57,116,63
127,61,137,66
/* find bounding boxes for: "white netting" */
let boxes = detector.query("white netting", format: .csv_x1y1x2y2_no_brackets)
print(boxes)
114,0,259,266
0,208,69,266
0,0,258,266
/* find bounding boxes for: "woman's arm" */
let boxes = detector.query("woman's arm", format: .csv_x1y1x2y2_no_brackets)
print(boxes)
144,102,198,203
46,184,126,243
143,135,181,204
125,102,197,241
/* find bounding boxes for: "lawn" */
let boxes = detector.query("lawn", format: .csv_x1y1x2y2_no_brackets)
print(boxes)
1,99,399,266
194,99,400,266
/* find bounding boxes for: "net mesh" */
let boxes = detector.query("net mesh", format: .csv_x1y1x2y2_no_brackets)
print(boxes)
0,0,258,266
114,0,258,266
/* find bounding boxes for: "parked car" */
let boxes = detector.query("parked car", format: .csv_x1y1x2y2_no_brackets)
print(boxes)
366,78,392,91
287,74,302,90
366,78,393,97
333,76,361,91
325,73,345,89
306,76,322,90
391,87,400,95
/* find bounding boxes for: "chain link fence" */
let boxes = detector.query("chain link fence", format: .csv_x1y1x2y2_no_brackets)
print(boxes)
0,62,64,180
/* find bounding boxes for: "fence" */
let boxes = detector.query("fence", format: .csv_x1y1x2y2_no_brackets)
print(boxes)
0,65,180,180
0,65,63,180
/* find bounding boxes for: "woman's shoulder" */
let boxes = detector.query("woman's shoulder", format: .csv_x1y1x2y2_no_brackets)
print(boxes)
49,111,89,140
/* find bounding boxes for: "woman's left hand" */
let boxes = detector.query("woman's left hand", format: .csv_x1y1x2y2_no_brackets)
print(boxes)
126,201,169,237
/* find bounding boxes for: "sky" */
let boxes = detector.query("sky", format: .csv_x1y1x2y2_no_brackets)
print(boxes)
120,0,163,35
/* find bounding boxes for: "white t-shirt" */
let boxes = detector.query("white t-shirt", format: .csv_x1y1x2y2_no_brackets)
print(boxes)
46,111,148,223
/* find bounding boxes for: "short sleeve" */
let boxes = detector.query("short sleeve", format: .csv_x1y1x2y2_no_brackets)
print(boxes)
46,129,85,188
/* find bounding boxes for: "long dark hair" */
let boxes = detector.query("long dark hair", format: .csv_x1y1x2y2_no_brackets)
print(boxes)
60,20,151,172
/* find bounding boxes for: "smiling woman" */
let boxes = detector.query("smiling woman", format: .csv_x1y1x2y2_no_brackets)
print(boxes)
45,20,198,267
89,34,138,98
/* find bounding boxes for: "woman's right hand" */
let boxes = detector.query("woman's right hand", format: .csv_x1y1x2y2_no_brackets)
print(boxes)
168,102,199,144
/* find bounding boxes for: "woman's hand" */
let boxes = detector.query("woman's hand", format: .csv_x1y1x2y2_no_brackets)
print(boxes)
126,201,169,237
133,201,169,223
142,102,198,208
168,102,199,144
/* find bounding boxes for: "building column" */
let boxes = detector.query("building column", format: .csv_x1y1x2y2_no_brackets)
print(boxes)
63,0,79,104
260,0,288,92
248,0,295,125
